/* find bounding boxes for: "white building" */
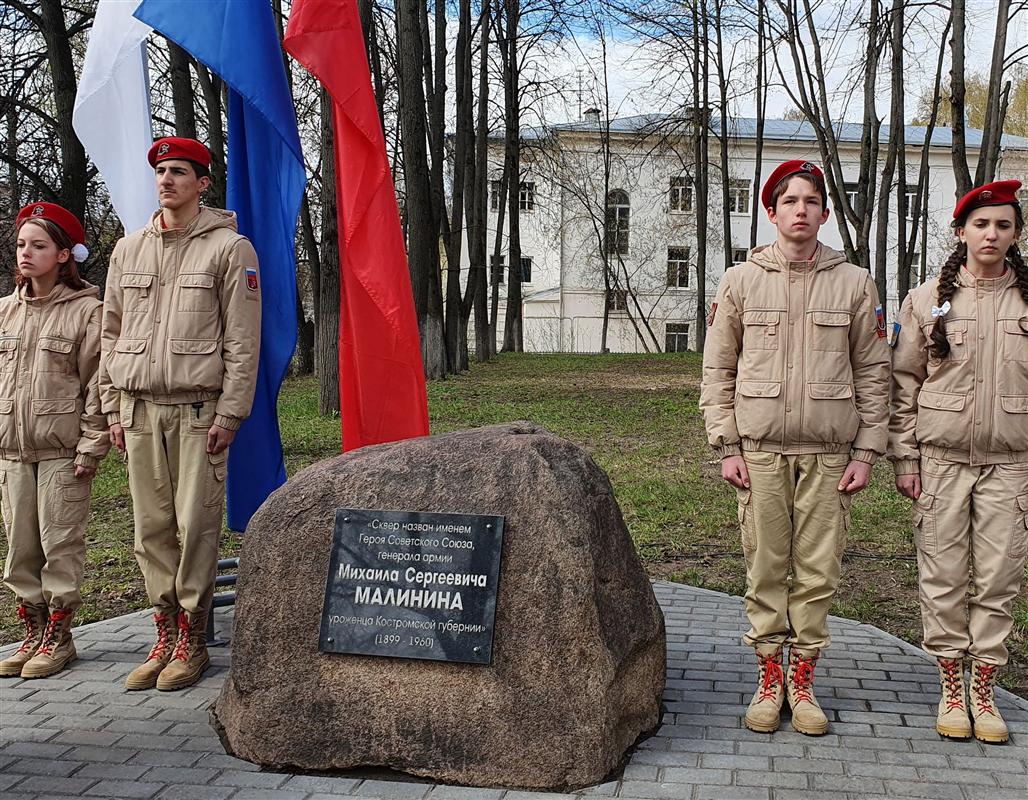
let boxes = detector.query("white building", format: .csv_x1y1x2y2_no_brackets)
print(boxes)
468,115,1028,353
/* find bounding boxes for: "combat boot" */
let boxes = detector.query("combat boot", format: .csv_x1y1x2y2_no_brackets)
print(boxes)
935,657,971,739
156,611,209,691
787,647,828,735
968,660,1008,744
21,608,76,679
125,610,177,690
745,644,786,733
0,603,48,677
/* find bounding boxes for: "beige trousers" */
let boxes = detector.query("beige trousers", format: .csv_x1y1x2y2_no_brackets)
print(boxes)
1,457,91,610
738,451,852,651
914,453,1028,665
122,395,226,617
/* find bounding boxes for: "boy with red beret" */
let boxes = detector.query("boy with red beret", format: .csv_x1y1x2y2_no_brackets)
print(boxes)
98,136,261,691
700,160,890,735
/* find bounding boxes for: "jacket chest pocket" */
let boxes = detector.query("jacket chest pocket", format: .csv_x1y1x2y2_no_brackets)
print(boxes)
927,319,970,362
809,310,850,352
743,310,781,350
37,335,75,373
1001,318,1028,363
177,272,217,313
121,273,156,314
0,338,19,373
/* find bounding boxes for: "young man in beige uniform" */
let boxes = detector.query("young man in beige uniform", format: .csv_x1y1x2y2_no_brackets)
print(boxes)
700,160,890,735
99,137,261,691
890,180,1028,743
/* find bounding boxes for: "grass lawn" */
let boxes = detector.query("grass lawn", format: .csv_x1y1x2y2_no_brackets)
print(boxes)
2,352,1026,696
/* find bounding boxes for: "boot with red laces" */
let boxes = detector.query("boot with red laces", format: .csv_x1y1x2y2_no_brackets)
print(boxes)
156,610,209,691
968,660,1008,743
935,657,971,739
745,644,786,732
125,611,177,690
0,603,48,677
787,647,828,735
21,607,76,679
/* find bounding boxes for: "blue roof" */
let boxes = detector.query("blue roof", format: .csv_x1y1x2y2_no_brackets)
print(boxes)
538,114,1028,150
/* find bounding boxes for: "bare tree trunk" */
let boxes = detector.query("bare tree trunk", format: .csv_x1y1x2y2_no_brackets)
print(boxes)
714,0,732,275
357,0,387,137
317,89,341,414
396,0,446,379
891,0,909,306
501,0,523,353
750,0,766,251
194,65,227,209
296,192,319,376
37,0,87,219
693,1,709,352
489,167,509,358
976,0,1010,185
168,41,198,138
950,0,972,197
470,3,491,362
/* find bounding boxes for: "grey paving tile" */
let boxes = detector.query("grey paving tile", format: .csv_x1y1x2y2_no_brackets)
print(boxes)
352,779,433,798
83,779,164,798
880,780,965,799
211,769,289,789
424,786,505,800
73,763,151,781
156,786,235,800
14,775,100,794
5,757,83,777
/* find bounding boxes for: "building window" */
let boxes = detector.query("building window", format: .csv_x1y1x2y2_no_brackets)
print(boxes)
667,247,690,288
904,184,918,221
666,322,690,353
909,251,921,288
605,189,630,255
606,287,628,312
728,179,750,214
669,176,693,212
490,254,505,284
844,182,865,216
489,179,502,212
732,247,748,265
519,181,535,212
520,257,533,283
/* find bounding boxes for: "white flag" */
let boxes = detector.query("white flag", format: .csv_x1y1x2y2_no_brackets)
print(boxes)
73,0,157,235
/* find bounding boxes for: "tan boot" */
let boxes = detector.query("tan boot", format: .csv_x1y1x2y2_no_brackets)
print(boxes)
155,611,209,691
20,608,76,679
0,603,48,677
968,660,1008,744
745,644,786,733
935,657,971,739
125,611,178,690
787,648,828,735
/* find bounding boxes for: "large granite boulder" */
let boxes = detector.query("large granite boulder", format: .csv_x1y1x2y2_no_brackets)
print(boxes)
212,422,665,790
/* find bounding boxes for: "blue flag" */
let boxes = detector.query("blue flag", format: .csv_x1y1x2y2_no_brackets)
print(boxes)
136,0,306,530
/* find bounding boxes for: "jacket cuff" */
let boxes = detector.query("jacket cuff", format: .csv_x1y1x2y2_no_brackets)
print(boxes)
106,412,121,426
893,459,920,476
214,414,241,431
716,444,743,458
850,449,879,465
74,454,99,469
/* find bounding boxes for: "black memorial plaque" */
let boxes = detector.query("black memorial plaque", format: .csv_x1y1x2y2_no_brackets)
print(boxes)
319,509,505,664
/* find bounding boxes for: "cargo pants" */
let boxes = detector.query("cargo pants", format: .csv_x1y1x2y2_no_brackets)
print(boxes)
738,451,852,651
913,450,1028,665
1,457,91,611
122,395,226,618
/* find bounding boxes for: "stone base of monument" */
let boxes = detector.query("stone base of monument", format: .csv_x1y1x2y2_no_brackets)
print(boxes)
211,422,666,790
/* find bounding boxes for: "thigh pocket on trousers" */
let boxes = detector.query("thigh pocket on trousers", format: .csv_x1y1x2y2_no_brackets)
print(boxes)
737,487,756,555
1010,493,1028,559
837,492,853,558
0,469,10,531
52,470,91,526
913,493,937,557
203,451,227,508
119,394,140,432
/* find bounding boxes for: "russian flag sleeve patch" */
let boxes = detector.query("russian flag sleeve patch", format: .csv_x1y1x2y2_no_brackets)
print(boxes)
245,267,259,292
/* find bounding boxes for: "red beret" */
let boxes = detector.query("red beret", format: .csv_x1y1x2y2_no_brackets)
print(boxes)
761,160,825,210
953,179,1022,220
147,136,211,168
16,202,85,246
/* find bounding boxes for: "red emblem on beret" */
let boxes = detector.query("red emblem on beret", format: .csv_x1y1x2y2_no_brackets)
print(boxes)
16,201,86,246
761,159,826,210
147,136,211,168
32,205,44,217
953,180,1022,220
157,142,170,156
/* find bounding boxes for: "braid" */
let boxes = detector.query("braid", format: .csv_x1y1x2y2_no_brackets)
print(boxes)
1008,242,1028,307
929,242,965,360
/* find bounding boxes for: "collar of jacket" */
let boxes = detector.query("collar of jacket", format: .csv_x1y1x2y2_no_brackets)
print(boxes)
750,242,845,273
955,264,1016,291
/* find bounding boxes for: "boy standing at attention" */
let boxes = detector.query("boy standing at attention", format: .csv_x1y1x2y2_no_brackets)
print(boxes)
699,161,890,735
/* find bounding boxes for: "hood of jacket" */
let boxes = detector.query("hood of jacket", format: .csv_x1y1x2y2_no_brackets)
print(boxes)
17,281,100,306
143,206,239,240
748,242,849,273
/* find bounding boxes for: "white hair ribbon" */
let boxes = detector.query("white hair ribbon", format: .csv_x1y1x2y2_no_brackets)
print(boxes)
930,301,951,319
71,243,89,263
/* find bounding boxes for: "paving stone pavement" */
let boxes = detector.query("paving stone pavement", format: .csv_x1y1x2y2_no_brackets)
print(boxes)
2,581,1026,800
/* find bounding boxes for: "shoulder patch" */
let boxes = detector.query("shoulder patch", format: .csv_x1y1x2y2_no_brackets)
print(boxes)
244,267,258,292
707,302,718,327
890,321,901,348
875,305,886,338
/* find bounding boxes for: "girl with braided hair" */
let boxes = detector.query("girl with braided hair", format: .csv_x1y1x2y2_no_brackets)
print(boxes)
890,179,1028,744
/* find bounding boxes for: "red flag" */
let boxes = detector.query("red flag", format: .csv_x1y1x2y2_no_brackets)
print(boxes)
285,0,429,451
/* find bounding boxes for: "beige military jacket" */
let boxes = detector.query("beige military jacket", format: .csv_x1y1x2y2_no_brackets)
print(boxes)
99,208,261,431
0,282,109,467
889,266,1028,473
700,243,890,463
